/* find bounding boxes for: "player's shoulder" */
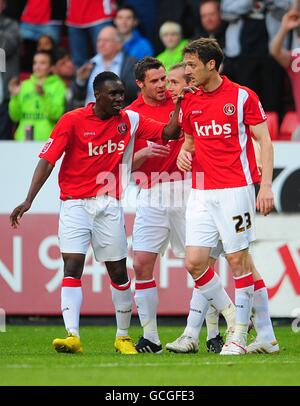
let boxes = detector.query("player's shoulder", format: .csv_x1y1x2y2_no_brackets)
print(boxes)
59,106,87,124
229,78,259,100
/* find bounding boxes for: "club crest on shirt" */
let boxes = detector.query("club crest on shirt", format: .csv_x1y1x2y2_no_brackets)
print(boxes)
223,104,235,116
118,123,128,134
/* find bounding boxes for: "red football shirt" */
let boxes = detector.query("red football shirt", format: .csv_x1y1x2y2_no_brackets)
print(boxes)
39,103,165,200
66,0,117,27
181,76,265,190
127,92,184,188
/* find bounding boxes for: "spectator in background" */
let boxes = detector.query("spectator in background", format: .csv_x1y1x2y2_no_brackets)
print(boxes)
156,0,200,53
117,0,158,51
20,0,66,71
221,0,291,115
37,34,56,51
114,6,154,60
271,7,300,138
66,0,117,68
0,0,20,140
156,22,189,72
75,26,138,106
195,0,227,49
8,50,66,141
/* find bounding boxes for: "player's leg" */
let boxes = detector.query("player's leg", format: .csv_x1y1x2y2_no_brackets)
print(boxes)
214,185,257,355
105,259,137,355
133,251,163,353
247,257,279,353
92,196,137,354
167,190,235,352
53,253,85,353
53,200,92,353
132,202,170,353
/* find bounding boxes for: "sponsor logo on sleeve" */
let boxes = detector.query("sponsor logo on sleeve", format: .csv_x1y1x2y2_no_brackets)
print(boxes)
41,138,54,154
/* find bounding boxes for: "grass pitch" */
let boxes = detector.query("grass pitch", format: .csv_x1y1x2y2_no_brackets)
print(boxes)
0,325,299,386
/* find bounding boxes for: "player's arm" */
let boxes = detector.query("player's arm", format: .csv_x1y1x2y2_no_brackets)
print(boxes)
132,141,170,171
162,98,182,140
252,138,262,175
250,122,274,216
176,133,195,172
10,159,54,228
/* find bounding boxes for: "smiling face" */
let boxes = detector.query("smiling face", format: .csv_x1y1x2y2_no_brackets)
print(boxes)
95,79,125,117
137,66,167,103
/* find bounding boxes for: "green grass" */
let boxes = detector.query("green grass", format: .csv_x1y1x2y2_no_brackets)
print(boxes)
0,326,299,386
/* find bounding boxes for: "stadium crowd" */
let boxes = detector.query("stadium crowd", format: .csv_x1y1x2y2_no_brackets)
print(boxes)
1,0,300,142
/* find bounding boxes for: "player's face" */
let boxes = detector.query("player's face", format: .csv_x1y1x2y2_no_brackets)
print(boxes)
167,67,187,103
138,67,167,102
95,80,125,116
184,53,210,87
33,54,52,79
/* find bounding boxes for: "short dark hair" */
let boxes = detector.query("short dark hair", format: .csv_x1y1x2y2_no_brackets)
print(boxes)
116,5,138,19
93,71,121,92
134,57,165,82
33,50,55,66
183,38,224,71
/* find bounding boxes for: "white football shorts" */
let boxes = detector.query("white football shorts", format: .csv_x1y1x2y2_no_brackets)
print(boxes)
58,195,128,262
186,185,256,254
132,180,191,258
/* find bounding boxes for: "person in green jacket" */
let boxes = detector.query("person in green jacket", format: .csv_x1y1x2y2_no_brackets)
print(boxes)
8,50,66,141
157,21,189,73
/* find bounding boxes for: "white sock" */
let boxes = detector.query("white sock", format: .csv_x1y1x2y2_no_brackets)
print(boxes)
183,287,209,341
196,267,235,330
61,277,82,338
134,279,160,345
205,306,220,340
234,273,254,342
253,279,276,342
111,280,132,337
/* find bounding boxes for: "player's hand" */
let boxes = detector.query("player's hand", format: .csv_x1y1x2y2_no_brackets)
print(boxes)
77,63,94,81
256,185,274,216
145,141,170,158
177,149,193,172
177,86,199,101
8,77,21,96
10,201,31,229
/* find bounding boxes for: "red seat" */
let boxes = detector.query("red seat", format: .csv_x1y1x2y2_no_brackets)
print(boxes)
279,111,299,140
265,112,279,140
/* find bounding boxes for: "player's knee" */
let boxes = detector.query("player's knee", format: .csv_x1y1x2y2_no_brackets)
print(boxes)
109,267,129,285
133,261,153,280
185,258,207,278
226,252,250,277
64,259,84,279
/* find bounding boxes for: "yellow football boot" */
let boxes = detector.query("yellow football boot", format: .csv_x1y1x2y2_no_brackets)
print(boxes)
52,333,83,354
114,336,138,355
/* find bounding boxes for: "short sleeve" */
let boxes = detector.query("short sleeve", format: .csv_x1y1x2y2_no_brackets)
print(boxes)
39,114,72,165
243,89,267,126
136,114,165,142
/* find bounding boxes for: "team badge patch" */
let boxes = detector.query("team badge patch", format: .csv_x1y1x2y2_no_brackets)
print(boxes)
223,104,235,116
118,123,128,134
